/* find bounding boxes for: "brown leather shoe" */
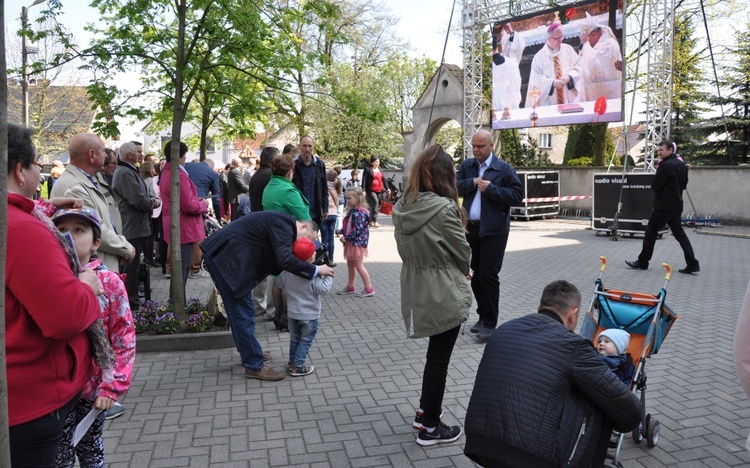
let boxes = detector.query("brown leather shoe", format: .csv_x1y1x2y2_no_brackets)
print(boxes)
245,365,285,381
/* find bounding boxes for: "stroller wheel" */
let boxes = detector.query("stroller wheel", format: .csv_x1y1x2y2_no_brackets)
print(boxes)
646,418,660,447
632,419,644,444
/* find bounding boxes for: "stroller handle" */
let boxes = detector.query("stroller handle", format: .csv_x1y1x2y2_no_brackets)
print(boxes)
662,263,672,281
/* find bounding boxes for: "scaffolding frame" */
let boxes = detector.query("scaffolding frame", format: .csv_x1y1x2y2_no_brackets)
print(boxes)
462,0,675,170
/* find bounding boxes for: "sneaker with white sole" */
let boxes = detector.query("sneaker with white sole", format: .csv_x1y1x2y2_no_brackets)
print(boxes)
290,365,315,377
416,422,462,446
338,286,356,295
189,270,210,279
105,402,125,420
413,410,444,429
357,287,375,297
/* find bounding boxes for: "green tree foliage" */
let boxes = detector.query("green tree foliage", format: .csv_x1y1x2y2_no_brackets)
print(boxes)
563,124,614,165
670,16,709,158
269,0,400,138
68,0,336,315
497,129,521,165
699,23,750,165
518,136,553,167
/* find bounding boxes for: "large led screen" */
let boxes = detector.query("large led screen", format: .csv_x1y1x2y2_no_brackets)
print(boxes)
490,0,624,130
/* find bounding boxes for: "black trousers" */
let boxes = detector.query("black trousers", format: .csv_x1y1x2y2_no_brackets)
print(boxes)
122,236,146,310
420,325,461,428
638,209,697,267
466,223,509,329
10,392,80,467
366,192,380,223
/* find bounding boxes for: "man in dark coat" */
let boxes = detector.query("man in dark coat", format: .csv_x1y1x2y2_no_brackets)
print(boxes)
226,157,249,221
457,129,524,340
248,146,280,320
112,140,161,310
201,212,335,381
292,135,328,228
464,280,641,467
626,139,700,274
249,146,278,213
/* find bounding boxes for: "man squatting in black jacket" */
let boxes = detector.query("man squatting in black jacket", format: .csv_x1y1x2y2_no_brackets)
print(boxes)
464,280,641,467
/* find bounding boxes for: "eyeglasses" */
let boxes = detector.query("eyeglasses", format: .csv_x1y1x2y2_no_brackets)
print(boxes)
32,161,44,170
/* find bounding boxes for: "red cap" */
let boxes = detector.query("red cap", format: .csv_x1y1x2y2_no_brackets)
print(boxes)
292,237,316,262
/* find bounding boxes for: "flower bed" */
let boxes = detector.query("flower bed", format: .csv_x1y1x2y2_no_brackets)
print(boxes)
134,298,234,353
135,298,227,335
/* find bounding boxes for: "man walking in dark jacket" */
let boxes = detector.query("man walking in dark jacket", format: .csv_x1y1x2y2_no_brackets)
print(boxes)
464,280,641,467
201,212,335,381
626,140,699,274
457,129,524,340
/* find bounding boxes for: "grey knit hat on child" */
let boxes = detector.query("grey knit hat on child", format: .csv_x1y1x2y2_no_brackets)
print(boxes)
600,329,630,354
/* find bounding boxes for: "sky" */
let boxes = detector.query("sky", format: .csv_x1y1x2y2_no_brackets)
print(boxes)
5,0,463,140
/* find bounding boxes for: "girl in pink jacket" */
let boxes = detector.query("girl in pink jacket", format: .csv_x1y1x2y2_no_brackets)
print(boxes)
52,208,136,467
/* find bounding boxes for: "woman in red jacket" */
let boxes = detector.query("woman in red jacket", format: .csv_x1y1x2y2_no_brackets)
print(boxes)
6,124,102,466
159,141,209,295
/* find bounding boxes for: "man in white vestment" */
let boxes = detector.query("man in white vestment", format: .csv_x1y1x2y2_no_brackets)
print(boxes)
525,22,581,108
578,24,622,102
492,23,527,118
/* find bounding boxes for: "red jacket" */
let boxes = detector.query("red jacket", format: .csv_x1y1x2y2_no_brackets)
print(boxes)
159,163,207,244
6,193,99,426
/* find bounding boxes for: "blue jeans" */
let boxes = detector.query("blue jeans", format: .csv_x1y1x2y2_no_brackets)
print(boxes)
204,257,265,370
321,216,337,261
288,319,319,369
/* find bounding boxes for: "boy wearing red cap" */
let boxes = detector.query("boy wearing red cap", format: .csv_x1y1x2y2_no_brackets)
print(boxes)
273,237,333,376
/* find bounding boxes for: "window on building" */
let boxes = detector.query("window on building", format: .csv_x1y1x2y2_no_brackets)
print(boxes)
539,133,552,149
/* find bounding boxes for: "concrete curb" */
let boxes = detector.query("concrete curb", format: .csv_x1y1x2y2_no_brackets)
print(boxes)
136,330,234,353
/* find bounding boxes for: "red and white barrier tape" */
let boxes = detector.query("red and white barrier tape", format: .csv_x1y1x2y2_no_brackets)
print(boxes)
522,196,592,202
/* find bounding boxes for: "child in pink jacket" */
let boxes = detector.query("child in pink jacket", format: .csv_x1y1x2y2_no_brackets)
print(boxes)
52,208,136,467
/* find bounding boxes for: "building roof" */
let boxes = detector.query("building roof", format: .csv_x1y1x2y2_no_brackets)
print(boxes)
7,83,95,134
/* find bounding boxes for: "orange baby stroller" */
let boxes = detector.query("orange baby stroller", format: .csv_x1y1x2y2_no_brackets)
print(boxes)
580,257,679,467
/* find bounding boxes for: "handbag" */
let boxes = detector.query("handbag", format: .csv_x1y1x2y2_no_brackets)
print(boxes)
379,200,393,215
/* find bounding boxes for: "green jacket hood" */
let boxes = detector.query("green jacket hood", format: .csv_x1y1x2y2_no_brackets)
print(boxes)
393,192,455,235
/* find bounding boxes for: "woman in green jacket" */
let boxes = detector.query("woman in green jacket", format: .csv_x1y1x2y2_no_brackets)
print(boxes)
392,144,472,447
262,154,311,221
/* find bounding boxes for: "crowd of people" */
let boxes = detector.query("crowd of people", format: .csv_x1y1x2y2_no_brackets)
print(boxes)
8,122,714,466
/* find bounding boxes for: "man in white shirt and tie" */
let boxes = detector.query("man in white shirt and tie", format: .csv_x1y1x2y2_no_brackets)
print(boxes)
456,130,523,340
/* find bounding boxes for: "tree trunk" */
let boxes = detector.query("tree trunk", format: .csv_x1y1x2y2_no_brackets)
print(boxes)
169,0,188,319
199,90,209,162
0,1,12,463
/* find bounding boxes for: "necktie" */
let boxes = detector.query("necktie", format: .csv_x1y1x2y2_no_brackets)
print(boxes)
553,56,564,104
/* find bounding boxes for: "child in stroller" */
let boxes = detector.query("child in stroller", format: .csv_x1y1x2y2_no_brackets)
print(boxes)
597,329,635,387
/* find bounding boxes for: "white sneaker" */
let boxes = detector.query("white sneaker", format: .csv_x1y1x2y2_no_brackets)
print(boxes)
190,270,210,279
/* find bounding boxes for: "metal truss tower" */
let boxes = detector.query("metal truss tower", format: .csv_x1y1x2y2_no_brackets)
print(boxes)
642,0,676,170
462,0,675,170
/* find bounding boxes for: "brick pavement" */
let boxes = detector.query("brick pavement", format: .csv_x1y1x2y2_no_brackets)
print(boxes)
104,217,750,467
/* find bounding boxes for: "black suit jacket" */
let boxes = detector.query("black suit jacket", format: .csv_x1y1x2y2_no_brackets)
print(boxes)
226,167,248,204
248,166,272,213
200,211,316,298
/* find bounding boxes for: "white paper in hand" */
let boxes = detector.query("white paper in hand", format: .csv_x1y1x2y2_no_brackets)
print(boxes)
73,408,104,447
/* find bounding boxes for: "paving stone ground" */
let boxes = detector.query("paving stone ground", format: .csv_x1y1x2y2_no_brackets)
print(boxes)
105,217,750,467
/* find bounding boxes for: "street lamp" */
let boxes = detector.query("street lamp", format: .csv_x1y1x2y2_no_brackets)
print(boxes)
21,0,45,128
